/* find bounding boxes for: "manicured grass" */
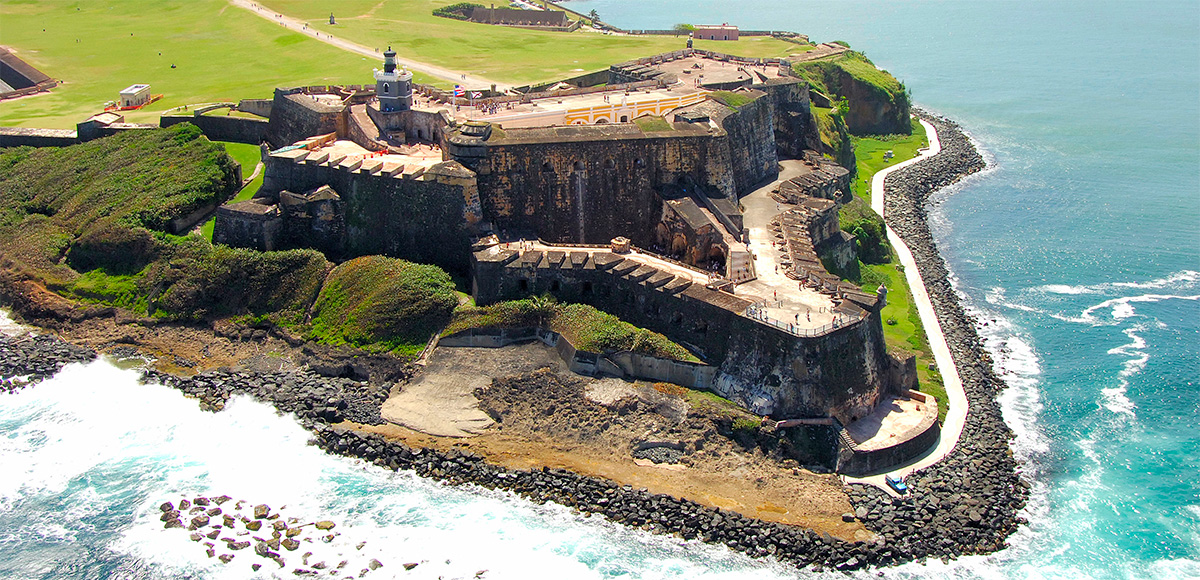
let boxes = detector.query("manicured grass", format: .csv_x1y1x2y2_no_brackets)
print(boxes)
709,90,755,109
850,117,928,202
634,115,672,132
860,262,947,423
0,0,407,129
199,141,263,241
258,0,805,86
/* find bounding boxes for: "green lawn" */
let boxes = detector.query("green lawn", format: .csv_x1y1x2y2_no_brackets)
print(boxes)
199,141,263,241
259,0,807,86
850,117,928,201
861,262,947,423
0,0,416,128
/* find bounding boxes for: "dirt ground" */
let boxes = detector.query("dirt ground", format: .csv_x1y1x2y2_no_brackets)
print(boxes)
356,343,871,541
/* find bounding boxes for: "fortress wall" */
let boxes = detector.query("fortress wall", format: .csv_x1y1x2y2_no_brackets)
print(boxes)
160,114,269,145
237,99,273,118
265,91,344,148
472,249,892,420
716,93,779,194
713,309,890,421
261,157,473,271
835,390,941,476
366,106,449,144
762,81,813,159
477,131,719,245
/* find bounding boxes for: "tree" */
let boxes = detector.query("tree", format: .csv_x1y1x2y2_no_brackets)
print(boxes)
673,23,695,35
588,9,600,23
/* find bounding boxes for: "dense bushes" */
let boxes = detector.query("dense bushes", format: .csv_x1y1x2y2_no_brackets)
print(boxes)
0,125,240,285
310,256,459,356
839,197,890,265
432,2,483,20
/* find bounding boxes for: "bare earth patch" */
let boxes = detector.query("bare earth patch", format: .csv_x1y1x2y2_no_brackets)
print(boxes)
358,342,871,541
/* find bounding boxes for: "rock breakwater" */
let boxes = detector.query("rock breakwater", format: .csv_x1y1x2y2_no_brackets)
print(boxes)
0,333,95,392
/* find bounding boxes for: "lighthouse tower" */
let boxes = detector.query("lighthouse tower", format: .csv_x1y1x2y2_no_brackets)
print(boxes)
374,47,412,112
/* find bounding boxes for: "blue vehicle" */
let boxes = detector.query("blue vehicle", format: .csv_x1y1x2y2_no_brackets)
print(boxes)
885,474,908,494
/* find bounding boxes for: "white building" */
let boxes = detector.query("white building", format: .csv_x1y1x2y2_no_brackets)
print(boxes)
119,84,151,108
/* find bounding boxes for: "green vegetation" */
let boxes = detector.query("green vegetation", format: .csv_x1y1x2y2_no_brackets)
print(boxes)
794,51,910,136
0,125,238,285
0,126,329,323
309,256,459,357
849,118,928,201
0,0,432,129
860,262,947,422
199,141,265,241
444,297,697,361
634,115,673,132
811,105,854,169
708,90,755,109
258,0,806,86
431,2,483,20
838,197,889,264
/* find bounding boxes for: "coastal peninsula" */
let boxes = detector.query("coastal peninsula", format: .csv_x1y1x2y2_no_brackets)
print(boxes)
0,1,1028,574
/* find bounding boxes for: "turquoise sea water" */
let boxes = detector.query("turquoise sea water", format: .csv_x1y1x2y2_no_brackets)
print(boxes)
2,1,1198,578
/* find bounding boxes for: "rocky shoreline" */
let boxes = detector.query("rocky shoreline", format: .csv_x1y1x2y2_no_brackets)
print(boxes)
0,111,1030,573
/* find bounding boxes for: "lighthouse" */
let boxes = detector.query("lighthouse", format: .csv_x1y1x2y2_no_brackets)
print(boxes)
373,47,412,112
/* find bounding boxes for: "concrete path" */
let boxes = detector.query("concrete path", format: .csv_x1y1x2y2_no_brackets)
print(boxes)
229,0,509,90
843,118,969,494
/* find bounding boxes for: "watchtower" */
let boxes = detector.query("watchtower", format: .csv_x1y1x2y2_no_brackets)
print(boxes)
373,47,412,112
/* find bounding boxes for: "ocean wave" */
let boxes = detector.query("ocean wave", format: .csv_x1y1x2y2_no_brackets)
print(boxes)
1032,270,1200,296
1076,293,1200,325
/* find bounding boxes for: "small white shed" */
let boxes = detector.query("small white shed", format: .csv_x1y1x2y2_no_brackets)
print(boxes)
119,84,151,108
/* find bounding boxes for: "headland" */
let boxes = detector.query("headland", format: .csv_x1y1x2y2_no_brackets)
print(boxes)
0,4,1027,574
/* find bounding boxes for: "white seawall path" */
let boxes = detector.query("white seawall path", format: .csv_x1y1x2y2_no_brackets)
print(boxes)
843,118,969,493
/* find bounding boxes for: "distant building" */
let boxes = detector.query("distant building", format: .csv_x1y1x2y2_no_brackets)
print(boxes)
693,24,738,41
469,6,569,27
119,84,151,108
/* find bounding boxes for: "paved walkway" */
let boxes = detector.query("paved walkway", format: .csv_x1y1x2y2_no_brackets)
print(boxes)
843,118,969,494
739,162,842,331
229,0,508,90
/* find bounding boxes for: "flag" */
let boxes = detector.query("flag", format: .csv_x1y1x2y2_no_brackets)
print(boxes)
453,85,465,97
470,91,483,100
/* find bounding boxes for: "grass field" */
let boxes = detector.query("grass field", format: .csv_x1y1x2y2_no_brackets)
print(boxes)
850,118,929,201
258,0,808,86
199,141,262,241
0,0,412,128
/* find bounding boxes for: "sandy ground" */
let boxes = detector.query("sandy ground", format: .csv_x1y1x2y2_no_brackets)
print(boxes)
360,342,871,541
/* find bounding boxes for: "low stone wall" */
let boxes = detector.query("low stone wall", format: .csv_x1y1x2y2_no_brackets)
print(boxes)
0,127,78,148
834,390,940,476
160,114,269,145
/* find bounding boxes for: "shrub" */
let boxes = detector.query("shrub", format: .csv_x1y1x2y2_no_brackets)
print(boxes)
310,256,458,356
432,2,484,20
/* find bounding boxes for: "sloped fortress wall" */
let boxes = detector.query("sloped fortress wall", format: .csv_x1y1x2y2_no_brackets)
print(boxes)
472,246,895,423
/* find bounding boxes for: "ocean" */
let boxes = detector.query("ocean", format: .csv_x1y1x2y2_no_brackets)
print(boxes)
2,0,1198,578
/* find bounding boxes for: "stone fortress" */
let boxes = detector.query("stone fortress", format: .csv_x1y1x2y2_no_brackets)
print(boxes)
202,46,937,475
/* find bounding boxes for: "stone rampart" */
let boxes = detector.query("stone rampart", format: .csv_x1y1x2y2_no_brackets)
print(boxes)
160,114,269,145
835,390,940,476
467,124,722,246
471,245,893,421
265,90,345,148
260,151,475,271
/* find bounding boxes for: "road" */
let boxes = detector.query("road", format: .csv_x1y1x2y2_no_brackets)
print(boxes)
842,118,970,494
229,0,509,90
